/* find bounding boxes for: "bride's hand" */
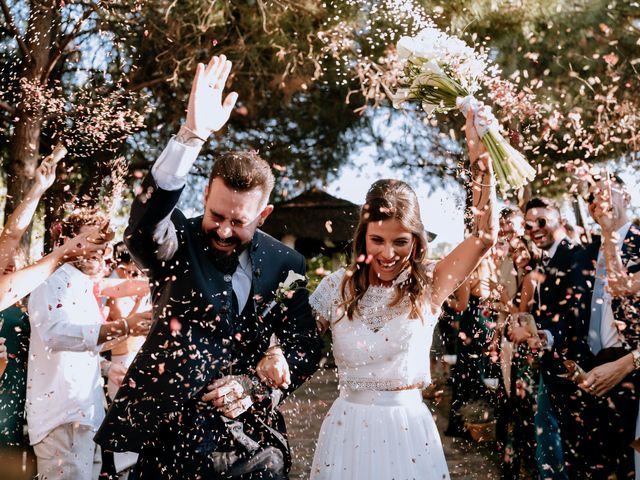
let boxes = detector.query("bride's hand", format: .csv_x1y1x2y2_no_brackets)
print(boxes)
256,346,291,389
464,103,491,173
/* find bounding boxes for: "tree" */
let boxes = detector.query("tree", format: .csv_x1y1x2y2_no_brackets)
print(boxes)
4,0,634,254
0,1,366,249
0,1,148,249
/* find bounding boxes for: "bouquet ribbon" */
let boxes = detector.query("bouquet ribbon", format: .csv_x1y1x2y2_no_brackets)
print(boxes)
456,95,499,139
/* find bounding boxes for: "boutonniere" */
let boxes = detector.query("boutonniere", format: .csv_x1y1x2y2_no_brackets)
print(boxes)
261,270,307,317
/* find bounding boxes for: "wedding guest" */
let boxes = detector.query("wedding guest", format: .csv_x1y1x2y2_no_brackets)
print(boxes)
0,159,55,476
105,242,151,401
524,197,591,479
580,173,640,479
497,209,541,478
497,207,526,310
27,209,151,480
445,254,499,438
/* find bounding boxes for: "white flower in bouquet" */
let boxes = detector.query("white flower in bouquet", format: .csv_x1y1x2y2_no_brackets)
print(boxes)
387,27,536,192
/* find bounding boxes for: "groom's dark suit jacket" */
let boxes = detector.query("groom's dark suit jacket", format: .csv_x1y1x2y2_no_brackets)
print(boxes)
95,175,322,472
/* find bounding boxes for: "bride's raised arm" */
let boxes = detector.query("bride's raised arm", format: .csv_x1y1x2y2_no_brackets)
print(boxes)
431,107,499,309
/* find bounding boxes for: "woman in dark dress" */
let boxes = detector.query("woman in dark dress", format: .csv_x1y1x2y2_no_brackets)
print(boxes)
446,255,500,436
0,303,30,447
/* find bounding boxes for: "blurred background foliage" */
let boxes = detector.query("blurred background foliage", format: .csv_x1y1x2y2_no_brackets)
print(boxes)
0,0,638,251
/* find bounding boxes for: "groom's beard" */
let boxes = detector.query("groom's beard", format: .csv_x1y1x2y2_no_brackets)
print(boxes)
205,229,249,275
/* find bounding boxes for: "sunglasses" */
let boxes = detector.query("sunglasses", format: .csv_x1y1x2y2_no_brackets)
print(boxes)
524,218,547,231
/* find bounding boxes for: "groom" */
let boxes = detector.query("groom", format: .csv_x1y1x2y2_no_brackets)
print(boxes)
95,55,322,479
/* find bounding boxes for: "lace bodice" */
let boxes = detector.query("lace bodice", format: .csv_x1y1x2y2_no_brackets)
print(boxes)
310,266,440,391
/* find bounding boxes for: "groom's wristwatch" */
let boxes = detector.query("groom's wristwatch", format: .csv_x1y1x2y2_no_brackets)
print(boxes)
632,350,640,370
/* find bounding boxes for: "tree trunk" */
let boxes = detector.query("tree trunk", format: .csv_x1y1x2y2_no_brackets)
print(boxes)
4,1,57,255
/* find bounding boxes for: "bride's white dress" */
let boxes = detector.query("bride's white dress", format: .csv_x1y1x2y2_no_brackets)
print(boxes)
309,267,450,480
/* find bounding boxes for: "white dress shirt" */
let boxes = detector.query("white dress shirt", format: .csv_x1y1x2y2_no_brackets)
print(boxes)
151,137,253,310
26,263,105,445
151,137,201,191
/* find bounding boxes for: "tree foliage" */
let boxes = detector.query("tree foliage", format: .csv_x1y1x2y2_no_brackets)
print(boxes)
1,0,638,250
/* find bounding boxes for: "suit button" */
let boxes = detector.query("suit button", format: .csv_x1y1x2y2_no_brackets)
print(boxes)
224,274,232,282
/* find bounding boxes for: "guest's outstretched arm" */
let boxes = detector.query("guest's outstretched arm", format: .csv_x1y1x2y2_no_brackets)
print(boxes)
602,230,640,296
0,158,56,273
432,108,499,309
590,180,640,296
0,227,104,311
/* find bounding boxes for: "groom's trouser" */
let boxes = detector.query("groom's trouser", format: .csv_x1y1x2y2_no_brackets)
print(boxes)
130,397,288,480
131,444,286,480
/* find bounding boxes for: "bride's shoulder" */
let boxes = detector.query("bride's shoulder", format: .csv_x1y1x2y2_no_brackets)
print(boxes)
313,268,347,297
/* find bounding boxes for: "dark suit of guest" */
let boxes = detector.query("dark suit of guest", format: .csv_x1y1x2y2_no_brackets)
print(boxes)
94,174,323,479
581,224,640,479
532,238,592,478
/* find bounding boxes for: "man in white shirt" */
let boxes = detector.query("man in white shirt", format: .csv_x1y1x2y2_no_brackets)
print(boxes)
27,209,151,480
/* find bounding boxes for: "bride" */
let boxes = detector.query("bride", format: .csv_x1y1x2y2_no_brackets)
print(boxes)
259,107,497,479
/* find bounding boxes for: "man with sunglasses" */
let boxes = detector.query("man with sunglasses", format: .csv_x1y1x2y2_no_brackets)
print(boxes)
524,197,592,479
580,174,640,479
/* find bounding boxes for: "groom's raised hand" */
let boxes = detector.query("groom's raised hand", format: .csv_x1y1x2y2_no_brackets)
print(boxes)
185,54,239,140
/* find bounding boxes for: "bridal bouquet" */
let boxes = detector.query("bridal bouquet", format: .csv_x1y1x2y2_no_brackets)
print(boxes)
387,27,536,191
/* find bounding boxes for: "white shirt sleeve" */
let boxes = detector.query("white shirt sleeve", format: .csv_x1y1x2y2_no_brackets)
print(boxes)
150,137,202,191
28,271,102,353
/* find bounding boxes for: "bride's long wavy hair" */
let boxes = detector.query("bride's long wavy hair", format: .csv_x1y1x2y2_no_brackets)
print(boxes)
340,179,430,321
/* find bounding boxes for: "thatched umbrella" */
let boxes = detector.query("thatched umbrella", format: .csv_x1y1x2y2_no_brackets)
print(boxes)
262,188,360,258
